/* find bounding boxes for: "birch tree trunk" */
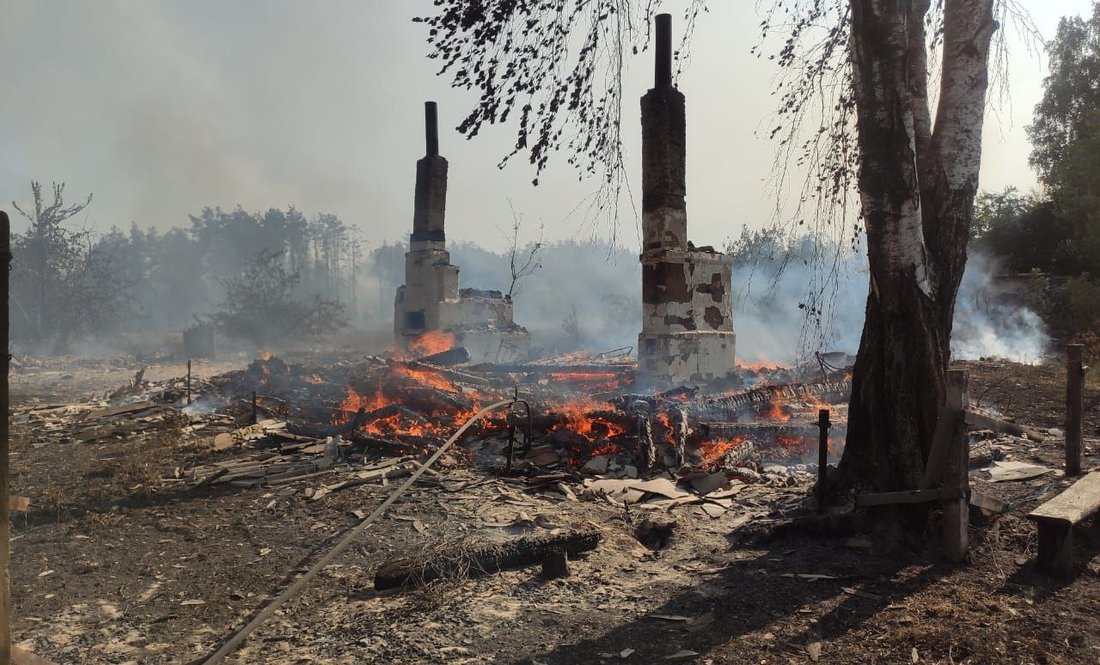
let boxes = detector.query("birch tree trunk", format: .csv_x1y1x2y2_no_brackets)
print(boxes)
838,0,997,506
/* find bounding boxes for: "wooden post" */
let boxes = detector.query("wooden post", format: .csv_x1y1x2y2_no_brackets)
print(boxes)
186,358,192,406
817,409,830,514
251,391,258,425
943,369,970,563
1066,344,1084,476
0,211,11,664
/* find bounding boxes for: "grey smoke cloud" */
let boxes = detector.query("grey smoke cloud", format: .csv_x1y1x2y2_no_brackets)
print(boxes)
1,1,1076,252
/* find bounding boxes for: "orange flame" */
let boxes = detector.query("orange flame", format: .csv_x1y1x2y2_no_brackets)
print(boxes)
697,437,748,464
391,364,457,393
545,371,628,392
546,397,626,444
407,331,455,357
261,348,273,361
762,396,791,422
654,411,675,447
739,360,781,372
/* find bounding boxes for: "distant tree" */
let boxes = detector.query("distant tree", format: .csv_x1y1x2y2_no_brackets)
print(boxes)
977,196,1072,274
211,249,347,346
1047,110,1100,274
970,187,1028,242
1028,3,1100,184
10,181,133,352
502,202,543,298
366,241,408,318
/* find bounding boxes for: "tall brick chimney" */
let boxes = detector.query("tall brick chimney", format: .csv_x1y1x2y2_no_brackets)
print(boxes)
640,14,687,251
412,101,448,244
637,15,737,387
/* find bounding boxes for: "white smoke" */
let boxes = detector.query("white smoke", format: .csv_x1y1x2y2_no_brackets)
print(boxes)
362,236,1048,365
731,241,1047,365
952,252,1047,363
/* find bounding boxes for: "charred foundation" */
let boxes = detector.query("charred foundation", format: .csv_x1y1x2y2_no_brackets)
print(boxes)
394,102,530,362
637,15,736,388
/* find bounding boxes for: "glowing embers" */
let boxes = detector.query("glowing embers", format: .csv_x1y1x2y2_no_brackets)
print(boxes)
551,397,627,443
332,366,480,441
330,361,639,464
545,371,630,393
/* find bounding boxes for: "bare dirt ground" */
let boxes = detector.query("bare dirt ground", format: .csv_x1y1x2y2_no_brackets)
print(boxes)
7,356,1100,664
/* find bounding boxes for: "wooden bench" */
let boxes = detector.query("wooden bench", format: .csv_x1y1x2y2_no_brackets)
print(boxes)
1027,471,1100,575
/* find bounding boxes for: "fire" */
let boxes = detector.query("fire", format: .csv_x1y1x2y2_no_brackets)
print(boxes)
552,397,626,443
697,437,747,463
654,411,675,447
546,371,627,392
774,434,811,458
762,397,790,422
739,360,781,372
336,385,389,418
828,435,844,456
261,348,273,361
391,363,457,393
407,331,455,357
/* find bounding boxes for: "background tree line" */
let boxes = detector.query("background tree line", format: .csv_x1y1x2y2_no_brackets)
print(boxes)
973,2,1100,341
9,188,361,353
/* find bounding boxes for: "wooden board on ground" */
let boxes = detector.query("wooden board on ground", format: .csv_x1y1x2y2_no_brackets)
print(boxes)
1028,471,1100,526
81,401,159,421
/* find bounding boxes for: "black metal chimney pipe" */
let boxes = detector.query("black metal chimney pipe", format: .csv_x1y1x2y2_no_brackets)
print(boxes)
425,101,439,156
655,14,672,87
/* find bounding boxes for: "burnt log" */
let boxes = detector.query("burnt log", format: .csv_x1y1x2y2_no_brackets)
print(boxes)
414,347,470,366
396,386,474,414
374,528,600,589
692,379,851,421
695,422,822,441
963,410,1045,443
360,404,429,428
347,434,434,457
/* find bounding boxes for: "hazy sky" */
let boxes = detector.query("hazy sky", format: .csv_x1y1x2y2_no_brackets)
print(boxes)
1,1,1092,252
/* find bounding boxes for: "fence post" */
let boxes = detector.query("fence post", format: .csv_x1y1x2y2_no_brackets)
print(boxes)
1066,344,1085,476
817,409,830,513
1,211,12,663
943,369,970,563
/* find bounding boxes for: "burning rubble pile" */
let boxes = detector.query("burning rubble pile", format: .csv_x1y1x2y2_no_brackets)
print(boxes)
189,333,853,497
10,332,853,508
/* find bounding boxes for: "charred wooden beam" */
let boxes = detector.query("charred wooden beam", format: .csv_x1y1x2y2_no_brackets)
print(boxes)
693,422,823,440
414,347,470,366
467,363,633,375
963,410,1044,443
373,528,601,590
692,379,850,420
360,404,429,428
